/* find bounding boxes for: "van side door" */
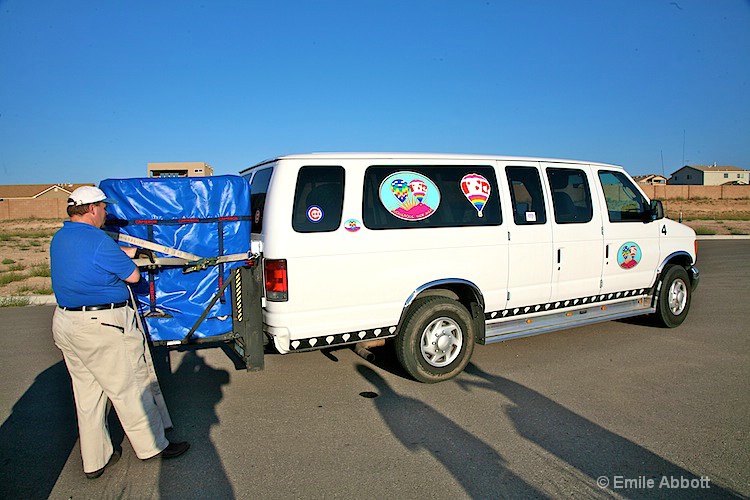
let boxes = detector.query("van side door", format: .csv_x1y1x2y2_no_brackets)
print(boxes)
597,169,661,294
543,163,603,302
502,162,554,308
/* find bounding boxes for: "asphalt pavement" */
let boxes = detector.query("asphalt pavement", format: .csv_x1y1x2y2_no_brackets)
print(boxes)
0,240,747,499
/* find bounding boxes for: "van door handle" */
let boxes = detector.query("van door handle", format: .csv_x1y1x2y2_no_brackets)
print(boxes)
605,244,609,259
557,248,562,264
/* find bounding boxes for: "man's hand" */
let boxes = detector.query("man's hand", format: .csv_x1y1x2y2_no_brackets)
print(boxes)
134,248,156,264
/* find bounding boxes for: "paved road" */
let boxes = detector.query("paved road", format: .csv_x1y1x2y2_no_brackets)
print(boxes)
1,241,747,499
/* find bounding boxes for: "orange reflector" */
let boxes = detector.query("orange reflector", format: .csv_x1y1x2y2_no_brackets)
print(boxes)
566,312,572,317
601,306,607,310
526,319,533,323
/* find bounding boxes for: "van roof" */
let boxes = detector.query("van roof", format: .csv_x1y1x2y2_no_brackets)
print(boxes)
241,152,623,172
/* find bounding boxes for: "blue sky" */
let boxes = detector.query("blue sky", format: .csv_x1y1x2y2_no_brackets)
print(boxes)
1,0,749,184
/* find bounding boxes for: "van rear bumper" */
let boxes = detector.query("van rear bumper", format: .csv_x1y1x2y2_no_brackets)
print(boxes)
688,265,700,291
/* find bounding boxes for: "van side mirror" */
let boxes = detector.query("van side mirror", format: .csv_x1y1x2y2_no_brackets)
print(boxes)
649,199,664,221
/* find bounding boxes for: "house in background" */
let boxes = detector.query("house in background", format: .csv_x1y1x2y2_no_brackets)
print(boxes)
0,183,95,219
668,165,748,185
148,162,213,178
0,183,93,202
633,174,667,185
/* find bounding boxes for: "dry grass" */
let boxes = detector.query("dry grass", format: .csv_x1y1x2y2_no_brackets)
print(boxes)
0,219,62,297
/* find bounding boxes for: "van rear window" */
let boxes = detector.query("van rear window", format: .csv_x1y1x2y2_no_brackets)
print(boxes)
292,166,345,233
248,167,273,234
363,165,501,229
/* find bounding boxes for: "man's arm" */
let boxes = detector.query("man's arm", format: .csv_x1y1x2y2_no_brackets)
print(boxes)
124,267,141,284
119,246,141,283
121,246,137,258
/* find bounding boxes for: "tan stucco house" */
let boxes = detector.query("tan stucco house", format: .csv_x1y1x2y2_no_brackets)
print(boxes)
668,165,748,185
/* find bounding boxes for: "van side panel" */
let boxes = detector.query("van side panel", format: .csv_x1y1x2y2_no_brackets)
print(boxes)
260,158,509,352
543,163,605,302
500,161,554,308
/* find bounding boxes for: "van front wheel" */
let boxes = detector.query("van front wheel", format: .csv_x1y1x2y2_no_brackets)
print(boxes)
395,297,475,383
653,265,691,328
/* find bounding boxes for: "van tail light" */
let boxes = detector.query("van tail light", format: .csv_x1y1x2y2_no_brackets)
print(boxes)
264,259,288,301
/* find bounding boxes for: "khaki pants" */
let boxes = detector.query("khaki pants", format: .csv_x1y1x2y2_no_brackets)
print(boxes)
52,305,169,473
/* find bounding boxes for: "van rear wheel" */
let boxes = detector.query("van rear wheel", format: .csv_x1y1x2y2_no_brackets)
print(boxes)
653,265,691,328
395,297,475,383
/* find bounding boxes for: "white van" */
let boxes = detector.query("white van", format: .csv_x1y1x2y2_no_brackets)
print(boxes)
240,153,698,383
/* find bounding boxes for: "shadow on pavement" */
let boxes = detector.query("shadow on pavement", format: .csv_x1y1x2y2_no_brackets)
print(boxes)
0,361,77,499
460,363,741,498
155,348,234,499
357,364,544,498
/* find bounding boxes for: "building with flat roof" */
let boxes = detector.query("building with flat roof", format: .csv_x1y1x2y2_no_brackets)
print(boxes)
148,162,213,178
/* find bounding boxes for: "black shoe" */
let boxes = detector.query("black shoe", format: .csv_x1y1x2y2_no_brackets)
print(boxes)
85,450,121,479
160,441,190,459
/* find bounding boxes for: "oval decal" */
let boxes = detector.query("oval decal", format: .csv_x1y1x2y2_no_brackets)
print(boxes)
379,171,441,221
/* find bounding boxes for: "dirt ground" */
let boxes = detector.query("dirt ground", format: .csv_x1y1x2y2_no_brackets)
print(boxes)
0,219,63,296
1,198,749,297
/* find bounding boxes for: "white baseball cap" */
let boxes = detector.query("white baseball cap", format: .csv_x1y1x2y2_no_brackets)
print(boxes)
67,186,117,206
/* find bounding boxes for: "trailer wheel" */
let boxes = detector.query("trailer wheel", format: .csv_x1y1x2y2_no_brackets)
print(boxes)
395,297,475,383
653,265,691,328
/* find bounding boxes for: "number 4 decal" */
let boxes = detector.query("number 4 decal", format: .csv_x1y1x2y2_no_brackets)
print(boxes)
662,225,667,235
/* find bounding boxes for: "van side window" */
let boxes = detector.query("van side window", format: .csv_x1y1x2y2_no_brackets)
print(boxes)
292,166,345,233
249,167,273,234
598,170,648,222
546,168,593,224
363,165,501,229
506,166,547,225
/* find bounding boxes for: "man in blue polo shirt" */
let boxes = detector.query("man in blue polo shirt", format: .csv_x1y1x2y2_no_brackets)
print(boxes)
50,185,189,479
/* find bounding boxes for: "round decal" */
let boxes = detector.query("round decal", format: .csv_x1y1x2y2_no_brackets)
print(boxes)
306,205,324,223
379,171,440,221
344,219,361,232
617,242,642,269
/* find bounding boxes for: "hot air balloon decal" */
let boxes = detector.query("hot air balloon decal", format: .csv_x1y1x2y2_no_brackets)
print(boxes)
390,179,409,203
379,171,440,221
408,179,428,204
460,173,491,217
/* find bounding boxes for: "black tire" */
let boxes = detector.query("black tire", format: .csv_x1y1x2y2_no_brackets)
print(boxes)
653,265,692,328
395,297,475,383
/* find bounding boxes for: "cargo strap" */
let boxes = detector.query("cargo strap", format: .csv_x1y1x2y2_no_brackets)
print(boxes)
106,231,203,261
108,231,256,273
133,253,257,273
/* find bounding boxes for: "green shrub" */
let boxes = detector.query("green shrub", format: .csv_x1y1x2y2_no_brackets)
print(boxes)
29,263,51,277
1,259,15,265
695,227,717,235
0,272,26,285
7,264,25,272
16,284,54,295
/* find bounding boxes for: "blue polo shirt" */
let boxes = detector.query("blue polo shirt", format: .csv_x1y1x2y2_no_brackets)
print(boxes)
50,221,137,308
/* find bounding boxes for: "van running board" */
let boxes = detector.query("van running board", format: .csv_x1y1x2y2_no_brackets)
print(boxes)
482,295,655,344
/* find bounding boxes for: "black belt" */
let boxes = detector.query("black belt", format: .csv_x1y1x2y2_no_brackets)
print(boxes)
60,301,128,312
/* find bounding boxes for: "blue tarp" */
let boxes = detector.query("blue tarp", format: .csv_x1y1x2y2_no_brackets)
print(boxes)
100,175,252,342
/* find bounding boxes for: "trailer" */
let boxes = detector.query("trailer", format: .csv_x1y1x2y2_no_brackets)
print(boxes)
101,175,266,370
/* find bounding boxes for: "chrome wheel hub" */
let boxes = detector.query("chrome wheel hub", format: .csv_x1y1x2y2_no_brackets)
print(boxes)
668,279,688,315
420,317,463,367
